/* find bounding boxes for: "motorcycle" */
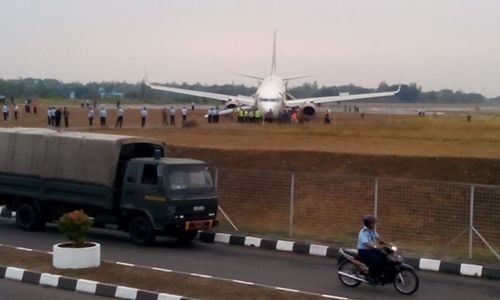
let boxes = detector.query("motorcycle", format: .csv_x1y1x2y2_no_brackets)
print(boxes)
337,244,419,295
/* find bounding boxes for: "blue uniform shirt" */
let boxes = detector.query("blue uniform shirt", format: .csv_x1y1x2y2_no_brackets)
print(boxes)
357,226,379,249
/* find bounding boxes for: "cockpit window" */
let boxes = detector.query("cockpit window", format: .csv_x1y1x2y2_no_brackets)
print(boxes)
260,98,279,102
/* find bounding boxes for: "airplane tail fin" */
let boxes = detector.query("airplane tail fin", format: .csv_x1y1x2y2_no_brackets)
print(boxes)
271,30,277,76
143,69,151,85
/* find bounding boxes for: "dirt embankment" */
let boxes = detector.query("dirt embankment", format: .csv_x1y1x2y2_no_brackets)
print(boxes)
169,146,500,185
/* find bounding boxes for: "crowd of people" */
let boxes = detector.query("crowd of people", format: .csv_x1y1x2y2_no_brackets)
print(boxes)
47,107,70,127
84,104,191,128
2,98,39,122
1,98,393,128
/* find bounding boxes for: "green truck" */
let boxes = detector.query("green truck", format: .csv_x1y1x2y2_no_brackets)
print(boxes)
0,128,218,244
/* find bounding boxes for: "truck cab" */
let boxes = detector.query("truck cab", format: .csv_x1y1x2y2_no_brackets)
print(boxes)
121,156,218,244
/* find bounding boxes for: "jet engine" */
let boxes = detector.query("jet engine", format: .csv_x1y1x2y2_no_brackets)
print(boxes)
225,99,239,110
301,102,316,119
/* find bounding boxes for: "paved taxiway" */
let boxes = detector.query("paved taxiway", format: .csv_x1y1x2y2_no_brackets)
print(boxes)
0,219,499,300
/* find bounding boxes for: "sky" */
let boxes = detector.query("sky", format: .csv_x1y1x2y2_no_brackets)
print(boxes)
1,0,500,97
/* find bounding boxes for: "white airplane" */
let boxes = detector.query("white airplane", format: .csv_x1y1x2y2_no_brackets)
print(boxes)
145,32,401,119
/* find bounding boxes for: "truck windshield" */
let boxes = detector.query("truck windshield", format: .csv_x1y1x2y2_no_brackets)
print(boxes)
165,165,214,195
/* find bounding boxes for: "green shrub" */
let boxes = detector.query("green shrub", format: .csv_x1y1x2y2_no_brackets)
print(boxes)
57,210,92,247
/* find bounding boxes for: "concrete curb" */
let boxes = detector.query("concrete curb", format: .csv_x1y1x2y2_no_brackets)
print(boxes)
0,244,355,300
0,265,192,300
197,231,500,280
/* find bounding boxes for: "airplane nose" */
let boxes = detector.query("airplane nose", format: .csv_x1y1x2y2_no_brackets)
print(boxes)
260,103,275,116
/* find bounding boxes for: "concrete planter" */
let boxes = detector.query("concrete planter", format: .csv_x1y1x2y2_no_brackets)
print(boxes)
52,242,101,269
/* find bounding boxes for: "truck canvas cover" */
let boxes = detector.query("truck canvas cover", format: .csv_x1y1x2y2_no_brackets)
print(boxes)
0,128,165,186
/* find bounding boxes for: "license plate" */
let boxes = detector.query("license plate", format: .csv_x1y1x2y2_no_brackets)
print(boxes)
185,220,213,230
193,206,205,211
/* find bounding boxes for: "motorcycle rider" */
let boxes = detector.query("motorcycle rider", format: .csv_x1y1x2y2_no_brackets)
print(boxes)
358,214,387,283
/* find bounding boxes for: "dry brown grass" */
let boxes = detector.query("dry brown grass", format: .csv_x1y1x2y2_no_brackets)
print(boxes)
5,103,500,159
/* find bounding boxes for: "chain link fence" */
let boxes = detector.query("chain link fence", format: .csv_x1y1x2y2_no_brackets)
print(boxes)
215,168,500,265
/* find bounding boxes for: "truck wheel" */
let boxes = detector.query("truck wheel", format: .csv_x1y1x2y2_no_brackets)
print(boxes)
16,203,44,231
129,216,156,246
176,230,198,243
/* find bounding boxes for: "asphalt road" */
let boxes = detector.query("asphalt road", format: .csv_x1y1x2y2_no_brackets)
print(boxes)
0,278,109,300
1,218,499,300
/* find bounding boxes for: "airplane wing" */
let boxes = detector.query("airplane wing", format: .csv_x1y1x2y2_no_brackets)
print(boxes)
285,84,401,106
145,80,255,106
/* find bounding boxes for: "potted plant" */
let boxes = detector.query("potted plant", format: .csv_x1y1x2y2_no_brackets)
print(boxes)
52,209,100,269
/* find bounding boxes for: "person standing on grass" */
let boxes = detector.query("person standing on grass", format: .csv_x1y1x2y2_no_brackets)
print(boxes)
51,107,57,126
214,106,219,123
14,104,18,120
54,108,62,127
88,107,94,126
99,107,107,126
181,106,187,124
2,104,9,121
140,107,148,128
63,107,70,127
169,106,176,126
47,107,51,125
208,108,213,124
191,101,195,111
116,106,124,128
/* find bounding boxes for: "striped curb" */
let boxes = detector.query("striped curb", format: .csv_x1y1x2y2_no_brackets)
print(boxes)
197,231,500,280
0,265,191,300
0,245,356,300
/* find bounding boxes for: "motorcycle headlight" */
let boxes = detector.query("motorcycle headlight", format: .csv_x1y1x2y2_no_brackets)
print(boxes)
391,246,398,252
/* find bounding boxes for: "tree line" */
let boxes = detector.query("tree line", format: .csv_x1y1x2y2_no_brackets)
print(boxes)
0,77,491,103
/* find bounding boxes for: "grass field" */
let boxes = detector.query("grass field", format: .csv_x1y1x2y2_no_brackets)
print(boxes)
5,101,500,159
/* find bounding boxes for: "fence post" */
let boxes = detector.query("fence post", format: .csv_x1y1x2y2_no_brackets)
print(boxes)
214,168,219,191
374,177,379,218
289,172,295,237
469,185,474,259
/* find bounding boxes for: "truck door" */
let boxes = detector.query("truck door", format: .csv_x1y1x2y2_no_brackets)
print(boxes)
122,163,166,217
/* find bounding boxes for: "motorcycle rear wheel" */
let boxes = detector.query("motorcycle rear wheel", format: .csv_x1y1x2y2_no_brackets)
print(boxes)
338,261,362,287
393,268,419,295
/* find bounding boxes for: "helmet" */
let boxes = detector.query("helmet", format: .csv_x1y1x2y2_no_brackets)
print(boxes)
363,214,377,227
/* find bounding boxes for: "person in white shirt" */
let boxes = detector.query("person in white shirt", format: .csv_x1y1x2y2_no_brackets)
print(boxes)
88,108,94,126
3,104,9,121
169,106,176,126
181,106,187,124
99,107,107,126
49,107,56,126
140,107,148,128
116,106,124,128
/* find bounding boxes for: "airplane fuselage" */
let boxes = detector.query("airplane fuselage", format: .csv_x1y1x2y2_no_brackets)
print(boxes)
254,76,286,116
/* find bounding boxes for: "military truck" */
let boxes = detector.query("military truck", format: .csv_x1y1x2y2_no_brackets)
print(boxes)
0,128,218,244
